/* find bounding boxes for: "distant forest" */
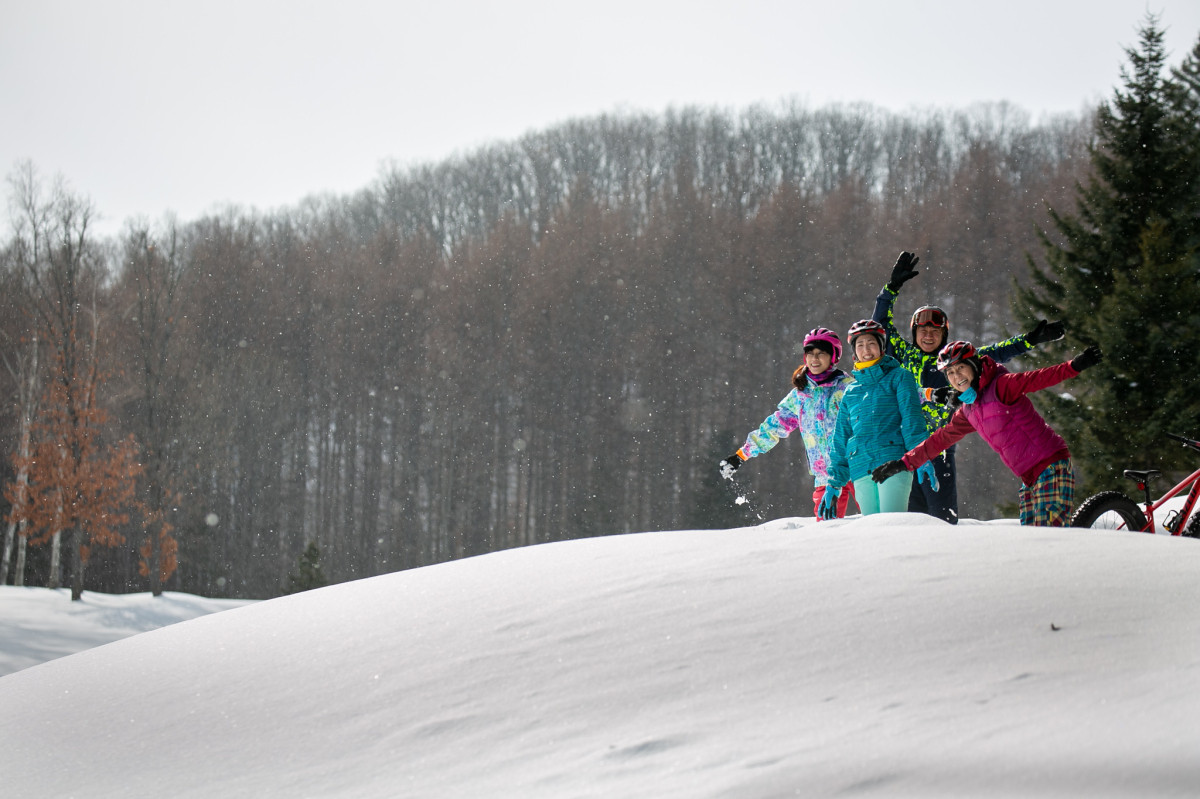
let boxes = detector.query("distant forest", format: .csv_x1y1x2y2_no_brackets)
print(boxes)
1,101,1094,598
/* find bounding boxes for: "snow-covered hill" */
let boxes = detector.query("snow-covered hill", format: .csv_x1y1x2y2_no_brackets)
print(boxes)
3,514,1199,797
0,586,252,677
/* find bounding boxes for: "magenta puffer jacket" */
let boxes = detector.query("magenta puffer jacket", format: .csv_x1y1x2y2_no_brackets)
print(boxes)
902,356,1076,486
960,361,1069,484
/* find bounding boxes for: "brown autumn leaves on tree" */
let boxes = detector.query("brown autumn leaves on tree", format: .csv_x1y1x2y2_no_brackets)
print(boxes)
2,163,164,600
5,345,145,600
1,334,173,600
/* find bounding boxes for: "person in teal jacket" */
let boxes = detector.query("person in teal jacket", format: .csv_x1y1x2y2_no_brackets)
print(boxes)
820,319,937,519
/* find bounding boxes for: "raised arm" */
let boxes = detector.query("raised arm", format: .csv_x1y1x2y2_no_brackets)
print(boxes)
873,252,922,362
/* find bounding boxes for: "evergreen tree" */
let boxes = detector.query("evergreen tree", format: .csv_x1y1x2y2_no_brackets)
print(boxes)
1170,33,1200,126
1169,31,1200,222
1015,18,1200,491
285,543,328,594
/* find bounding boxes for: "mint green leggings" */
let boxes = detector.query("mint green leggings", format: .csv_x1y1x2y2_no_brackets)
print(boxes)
852,470,913,515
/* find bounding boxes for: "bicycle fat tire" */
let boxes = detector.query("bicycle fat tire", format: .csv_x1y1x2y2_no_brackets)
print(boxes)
1071,491,1148,531
1185,512,1200,539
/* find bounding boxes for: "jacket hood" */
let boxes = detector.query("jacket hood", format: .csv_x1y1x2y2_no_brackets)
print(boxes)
975,354,1002,390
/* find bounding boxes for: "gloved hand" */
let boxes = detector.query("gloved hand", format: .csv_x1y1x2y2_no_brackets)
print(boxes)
818,486,841,520
1025,319,1066,346
922,385,957,404
917,461,940,492
871,460,908,483
720,454,744,480
1070,345,1103,372
887,251,920,292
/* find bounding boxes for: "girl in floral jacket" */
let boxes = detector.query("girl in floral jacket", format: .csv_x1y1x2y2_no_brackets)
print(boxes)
721,328,857,519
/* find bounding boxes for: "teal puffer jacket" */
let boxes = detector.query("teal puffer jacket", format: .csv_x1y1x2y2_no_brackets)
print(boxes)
827,355,928,485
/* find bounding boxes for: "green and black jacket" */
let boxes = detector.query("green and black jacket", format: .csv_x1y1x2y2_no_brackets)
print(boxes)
872,285,1032,433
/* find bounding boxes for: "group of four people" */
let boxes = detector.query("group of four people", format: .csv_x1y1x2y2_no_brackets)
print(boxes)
721,252,1103,527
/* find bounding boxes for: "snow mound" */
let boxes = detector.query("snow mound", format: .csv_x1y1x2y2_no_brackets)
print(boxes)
3,518,1200,798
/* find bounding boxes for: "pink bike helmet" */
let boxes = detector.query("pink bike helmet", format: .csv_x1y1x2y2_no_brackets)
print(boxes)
802,327,842,363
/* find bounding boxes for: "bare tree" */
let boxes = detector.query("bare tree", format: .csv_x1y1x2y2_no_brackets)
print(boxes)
1,333,38,585
4,161,134,598
111,221,188,595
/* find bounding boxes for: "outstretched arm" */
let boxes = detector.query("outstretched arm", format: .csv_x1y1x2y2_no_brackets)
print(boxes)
736,393,803,459
979,334,1032,364
992,348,1099,404
981,320,1065,365
872,409,974,484
901,410,975,470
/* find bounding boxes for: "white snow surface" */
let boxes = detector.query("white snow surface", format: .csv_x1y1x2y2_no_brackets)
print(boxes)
3,513,1200,797
0,587,252,676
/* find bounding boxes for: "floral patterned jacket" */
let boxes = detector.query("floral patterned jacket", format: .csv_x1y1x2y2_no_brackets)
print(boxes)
737,371,853,487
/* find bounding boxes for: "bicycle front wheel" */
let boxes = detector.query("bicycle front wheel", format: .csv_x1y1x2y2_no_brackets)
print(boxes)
1071,491,1148,531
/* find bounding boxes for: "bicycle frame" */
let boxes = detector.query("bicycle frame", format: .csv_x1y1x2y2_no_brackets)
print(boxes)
1137,463,1200,532
1135,464,1200,534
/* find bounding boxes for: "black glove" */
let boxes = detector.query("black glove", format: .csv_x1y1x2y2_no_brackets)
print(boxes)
1070,346,1103,372
872,460,909,483
924,385,956,404
887,251,920,292
720,454,744,478
1025,319,1066,346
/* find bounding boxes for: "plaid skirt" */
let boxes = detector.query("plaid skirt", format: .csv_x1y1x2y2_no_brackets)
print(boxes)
1019,458,1075,527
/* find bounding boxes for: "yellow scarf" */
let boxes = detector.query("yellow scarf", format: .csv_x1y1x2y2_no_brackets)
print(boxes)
855,357,882,370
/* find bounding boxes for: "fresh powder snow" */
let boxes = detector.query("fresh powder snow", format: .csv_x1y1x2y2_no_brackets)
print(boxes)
2,513,1199,797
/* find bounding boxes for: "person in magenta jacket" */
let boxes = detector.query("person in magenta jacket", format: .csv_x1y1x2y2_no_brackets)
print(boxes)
870,340,1103,526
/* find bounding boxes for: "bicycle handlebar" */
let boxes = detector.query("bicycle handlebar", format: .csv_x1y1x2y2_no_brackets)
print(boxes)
1166,433,1200,453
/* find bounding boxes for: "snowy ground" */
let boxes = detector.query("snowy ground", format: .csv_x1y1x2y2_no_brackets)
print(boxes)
0,587,252,677
3,513,1200,798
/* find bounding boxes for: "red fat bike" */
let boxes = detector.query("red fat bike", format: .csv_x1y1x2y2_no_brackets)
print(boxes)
1071,433,1200,537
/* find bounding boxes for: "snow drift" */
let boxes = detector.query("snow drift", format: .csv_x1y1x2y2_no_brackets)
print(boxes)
3,514,1200,797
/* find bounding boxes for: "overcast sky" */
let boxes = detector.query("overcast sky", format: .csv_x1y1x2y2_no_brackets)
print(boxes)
4,0,1199,237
